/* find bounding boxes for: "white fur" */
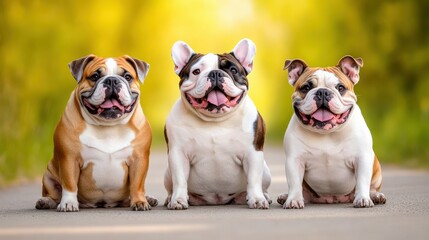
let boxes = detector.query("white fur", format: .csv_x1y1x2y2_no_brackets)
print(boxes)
284,87,375,209
165,96,270,209
181,54,219,94
57,190,79,212
85,84,133,110
166,40,270,209
86,85,107,105
117,87,133,106
79,124,134,193
105,58,118,76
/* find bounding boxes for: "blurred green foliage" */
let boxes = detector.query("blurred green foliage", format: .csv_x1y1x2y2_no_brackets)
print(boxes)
1,0,428,186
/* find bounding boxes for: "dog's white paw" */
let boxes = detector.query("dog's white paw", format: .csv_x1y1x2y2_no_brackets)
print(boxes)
167,197,189,210
247,196,269,209
264,193,272,205
353,195,374,208
57,190,79,212
284,196,305,209
246,192,270,209
57,200,79,212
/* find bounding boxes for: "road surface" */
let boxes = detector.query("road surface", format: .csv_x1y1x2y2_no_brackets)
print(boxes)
1,146,429,240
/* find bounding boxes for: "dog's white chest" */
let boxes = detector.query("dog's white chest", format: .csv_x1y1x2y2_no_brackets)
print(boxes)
174,107,256,195
303,146,357,195
190,128,247,165
286,111,373,196
186,127,248,193
79,124,135,190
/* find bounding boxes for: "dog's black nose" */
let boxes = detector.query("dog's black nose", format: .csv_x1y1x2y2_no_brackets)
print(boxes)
103,77,122,98
208,70,225,85
104,77,121,88
315,89,333,101
314,89,333,107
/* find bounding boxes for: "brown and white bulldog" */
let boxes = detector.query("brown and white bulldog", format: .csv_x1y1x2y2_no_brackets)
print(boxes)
163,39,271,210
278,56,386,208
35,55,157,212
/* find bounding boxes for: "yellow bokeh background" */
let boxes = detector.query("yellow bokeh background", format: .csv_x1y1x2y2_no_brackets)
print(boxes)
1,0,428,185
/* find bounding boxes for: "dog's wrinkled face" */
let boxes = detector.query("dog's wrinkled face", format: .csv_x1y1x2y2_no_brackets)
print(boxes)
171,39,255,121
284,56,363,132
69,55,149,125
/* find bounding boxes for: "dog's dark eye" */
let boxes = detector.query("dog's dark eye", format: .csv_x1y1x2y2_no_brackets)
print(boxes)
230,67,238,74
124,72,133,82
300,83,312,94
192,69,201,75
336,84,346,94
89,72,100,82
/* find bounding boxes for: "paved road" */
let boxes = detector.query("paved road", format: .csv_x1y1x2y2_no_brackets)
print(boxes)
1,146,429,240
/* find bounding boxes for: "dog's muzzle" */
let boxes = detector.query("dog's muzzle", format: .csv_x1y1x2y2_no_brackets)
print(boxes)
294,89,352,130
185,70,244,114
81,77,138,119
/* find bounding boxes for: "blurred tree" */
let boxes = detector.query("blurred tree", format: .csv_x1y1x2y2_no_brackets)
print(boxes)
0,0,428,186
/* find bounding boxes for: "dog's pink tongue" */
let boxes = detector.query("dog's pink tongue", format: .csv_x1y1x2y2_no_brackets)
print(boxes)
207,90,228,106
100,99,125,112
312,108,335,122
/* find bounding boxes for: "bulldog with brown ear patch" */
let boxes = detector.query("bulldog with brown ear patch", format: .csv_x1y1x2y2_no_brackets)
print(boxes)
35,55,157,212
278,56,386,209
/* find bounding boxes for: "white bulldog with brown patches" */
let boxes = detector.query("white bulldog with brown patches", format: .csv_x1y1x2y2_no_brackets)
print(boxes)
278,56,386,209
35,55,157,212
164,39,271,210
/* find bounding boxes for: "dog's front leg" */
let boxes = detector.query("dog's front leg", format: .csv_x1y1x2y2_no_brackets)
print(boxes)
243,151,269,209
167,149,190,210
128,148,151,211
283,155,305,209
57,157,80,212
353,152,375,208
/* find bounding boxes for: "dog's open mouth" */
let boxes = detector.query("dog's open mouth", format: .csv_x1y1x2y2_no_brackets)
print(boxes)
82,97,137,119
295,106,352,130
186,88,243,113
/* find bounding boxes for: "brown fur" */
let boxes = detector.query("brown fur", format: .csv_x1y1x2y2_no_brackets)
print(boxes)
253,112,266,151
371,155,383,192
292,67,356,100
36,57,153,210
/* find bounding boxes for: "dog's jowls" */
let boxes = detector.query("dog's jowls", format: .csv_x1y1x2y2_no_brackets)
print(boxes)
278,56,386,209
35,55,157,212
164,39,272,210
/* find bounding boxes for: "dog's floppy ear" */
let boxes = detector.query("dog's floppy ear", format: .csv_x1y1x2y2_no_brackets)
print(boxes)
231,38,256,74
283,59,308,86
172,41,195,75
338,55,363,84
124,55,150,83
68,54,96,83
